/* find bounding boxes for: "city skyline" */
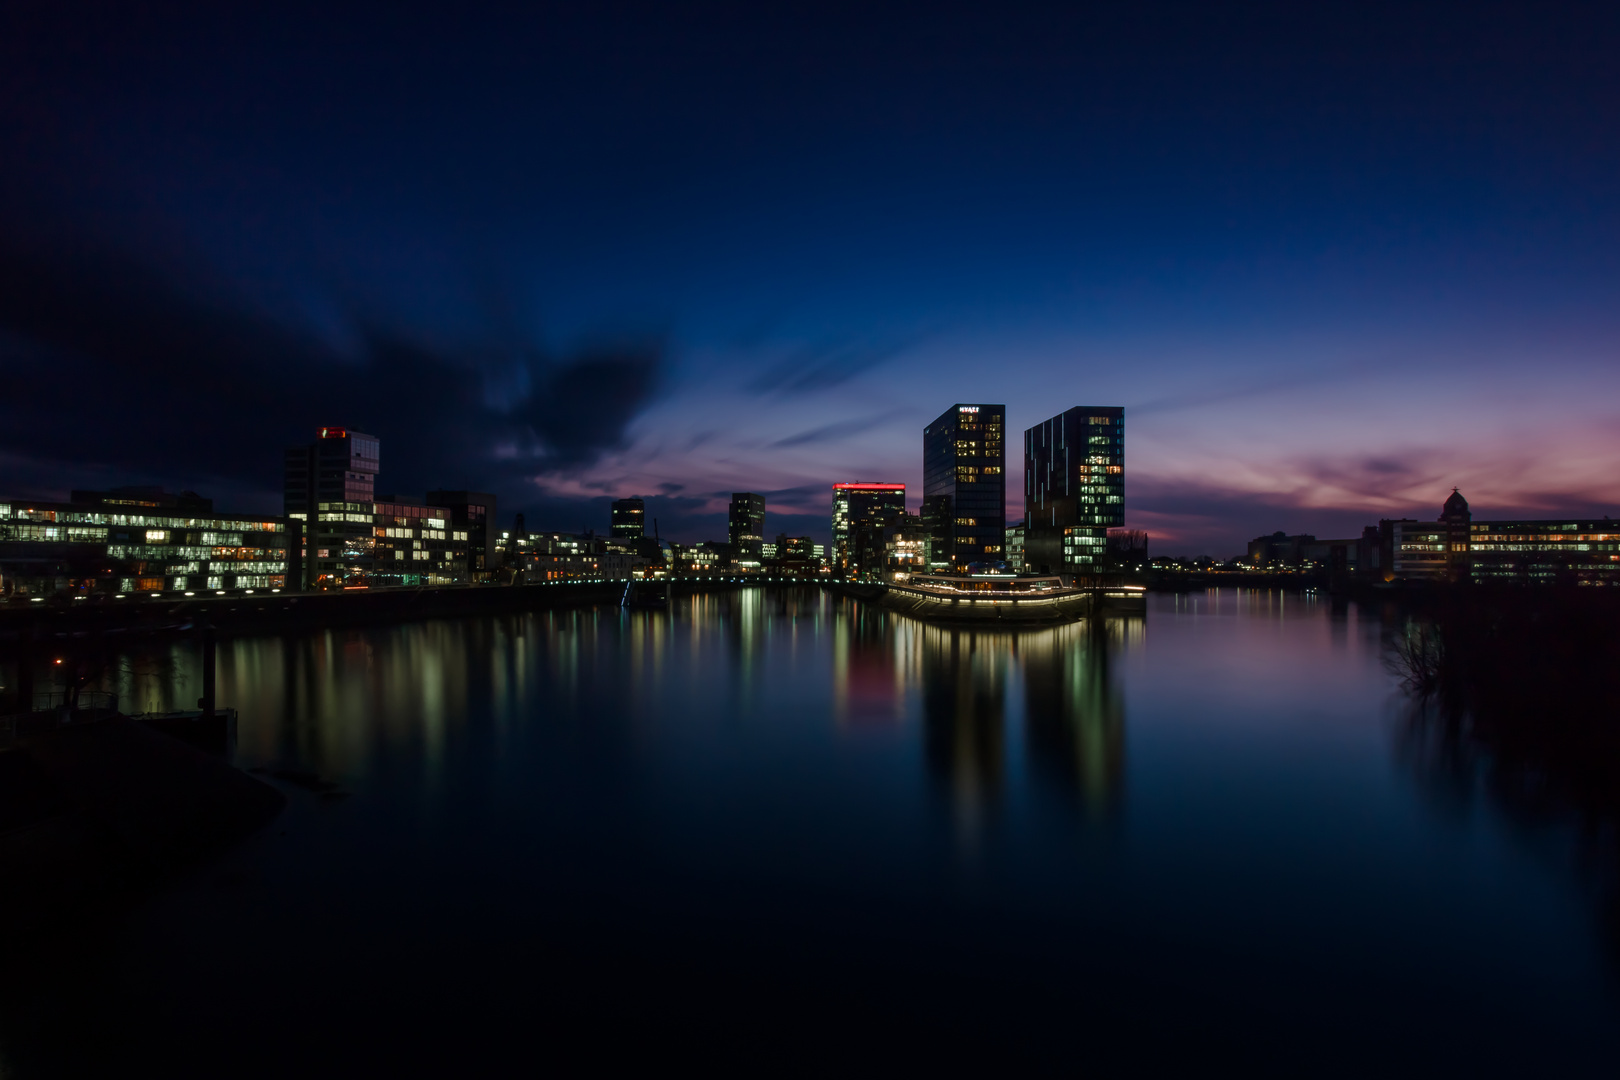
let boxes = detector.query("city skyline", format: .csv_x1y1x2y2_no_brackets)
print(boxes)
3,5,1618,554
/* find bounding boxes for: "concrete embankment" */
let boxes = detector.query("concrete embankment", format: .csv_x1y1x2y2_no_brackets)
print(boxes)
0,716,286,929
0,580,628,638
0,577,807,640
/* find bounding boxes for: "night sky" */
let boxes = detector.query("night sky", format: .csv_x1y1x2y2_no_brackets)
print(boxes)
3,2,1617,553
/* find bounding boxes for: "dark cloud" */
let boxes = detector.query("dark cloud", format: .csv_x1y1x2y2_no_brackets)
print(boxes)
514,344,664,468
657,482,684,494
0,198,665,513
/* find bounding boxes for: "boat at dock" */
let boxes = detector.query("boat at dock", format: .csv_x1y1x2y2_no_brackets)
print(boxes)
855,573,1146,624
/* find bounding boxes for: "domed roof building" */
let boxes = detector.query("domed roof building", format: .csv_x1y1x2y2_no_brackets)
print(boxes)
1440,487,1470,524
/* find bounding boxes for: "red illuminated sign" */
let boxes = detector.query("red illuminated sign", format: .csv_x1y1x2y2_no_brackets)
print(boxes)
318,427,348,439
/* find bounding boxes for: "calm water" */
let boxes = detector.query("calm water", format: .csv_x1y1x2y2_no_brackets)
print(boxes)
4,589,1617,1075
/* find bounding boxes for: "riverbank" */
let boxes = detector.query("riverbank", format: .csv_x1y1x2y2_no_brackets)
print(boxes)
0,713,285,932
0,580,627,639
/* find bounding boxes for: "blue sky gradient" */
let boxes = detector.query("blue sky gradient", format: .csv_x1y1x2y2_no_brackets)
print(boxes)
3,2,1617,551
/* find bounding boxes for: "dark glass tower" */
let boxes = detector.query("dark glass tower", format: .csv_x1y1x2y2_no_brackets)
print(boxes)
284,427,380,519
922,403,1006,572
610,498,645,539
1023,406,1124,575
728,492,766,563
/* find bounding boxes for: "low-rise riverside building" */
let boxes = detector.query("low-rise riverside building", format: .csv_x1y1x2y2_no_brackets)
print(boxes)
308,497,471,589
1467,518,1620,583
500,529,640,581
1247,530,1379,575
0,488,288,598
1379,490,1620,585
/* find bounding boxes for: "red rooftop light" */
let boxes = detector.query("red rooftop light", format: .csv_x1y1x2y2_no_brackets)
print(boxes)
318,427,348,439
833,483,905,491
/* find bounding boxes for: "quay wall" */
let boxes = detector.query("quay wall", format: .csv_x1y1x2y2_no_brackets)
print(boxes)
0,576,813,640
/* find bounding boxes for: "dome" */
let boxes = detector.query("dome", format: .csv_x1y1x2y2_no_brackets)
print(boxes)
1440,487,1469,522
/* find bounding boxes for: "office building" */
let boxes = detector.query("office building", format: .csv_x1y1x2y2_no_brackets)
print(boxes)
0,488,287,597
611,498,646,540
768,534,822,578
285,427,379,587
285,427,379,517
1005,521,1025,573
311,495,470,589
501,530,639,581
1023,406,1123,575
881,513,928,575
681,541,733,573
832,482,907,576
776,534,816,560
923,403,1007,573
1381,489,1620,584
1248,530,1374,574
427,490,498,581
728,492,766,565
1246,532,1319,566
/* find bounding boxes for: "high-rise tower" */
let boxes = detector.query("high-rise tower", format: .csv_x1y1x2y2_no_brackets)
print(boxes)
1023,407,1124,575
284,427,379,518
284,427,380,588
728,492,766,563
610,498,646,540
922,404,1006,572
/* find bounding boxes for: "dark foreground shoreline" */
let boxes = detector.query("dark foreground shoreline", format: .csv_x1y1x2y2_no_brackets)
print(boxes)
0,714,286,932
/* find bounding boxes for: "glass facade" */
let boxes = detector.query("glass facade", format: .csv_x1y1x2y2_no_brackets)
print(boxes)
728,492,766,564
1005,522,1025,573
311,501,470,589
923,403,1006,573
611,498,646,540
831,483,906,577
0,496,286,597
426,490,498,580
1023,407,1124,575
1468,521,1620,584
1389,520,1450,580
285,428,380,588
285,428,379,517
